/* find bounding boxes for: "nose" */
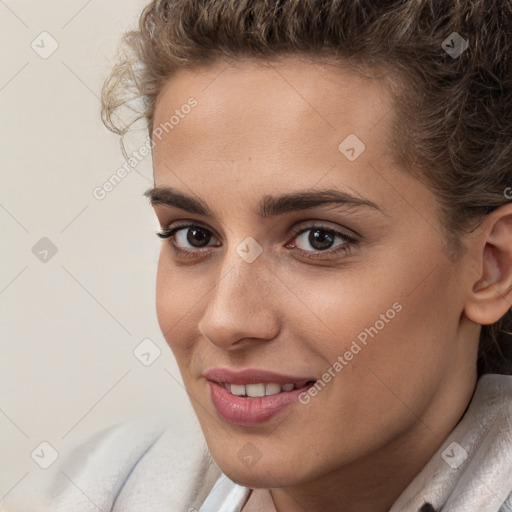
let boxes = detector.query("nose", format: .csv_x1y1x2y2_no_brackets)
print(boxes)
197,249,281,351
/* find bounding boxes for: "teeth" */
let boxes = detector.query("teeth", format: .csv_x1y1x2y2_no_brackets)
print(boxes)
265,383,281,396
246,383,265,397
225,382,297,396
230,384,246,396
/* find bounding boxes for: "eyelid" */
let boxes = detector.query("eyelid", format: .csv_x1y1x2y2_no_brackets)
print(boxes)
157,221,220,240
287,221,358,243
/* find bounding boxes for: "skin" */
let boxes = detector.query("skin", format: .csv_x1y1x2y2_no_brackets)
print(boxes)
147,56,512,512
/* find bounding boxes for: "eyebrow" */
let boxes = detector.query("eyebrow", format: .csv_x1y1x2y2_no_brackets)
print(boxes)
144,186,384,217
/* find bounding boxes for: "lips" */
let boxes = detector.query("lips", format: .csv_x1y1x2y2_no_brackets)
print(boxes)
204,368,317,425
204,368,316,386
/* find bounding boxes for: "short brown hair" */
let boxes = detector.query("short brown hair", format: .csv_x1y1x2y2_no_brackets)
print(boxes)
101,0,512,375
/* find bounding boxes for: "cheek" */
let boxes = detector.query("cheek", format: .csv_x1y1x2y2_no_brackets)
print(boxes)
155,252,175,337
331,264,459,419
155,249,205,353
277,251,459,399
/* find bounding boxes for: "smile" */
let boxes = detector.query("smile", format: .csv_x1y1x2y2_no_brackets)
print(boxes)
203,368,317,425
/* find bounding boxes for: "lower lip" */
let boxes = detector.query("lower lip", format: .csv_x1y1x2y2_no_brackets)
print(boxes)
208,381,312,426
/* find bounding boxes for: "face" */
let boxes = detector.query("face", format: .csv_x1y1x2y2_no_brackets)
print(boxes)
148,57,477,489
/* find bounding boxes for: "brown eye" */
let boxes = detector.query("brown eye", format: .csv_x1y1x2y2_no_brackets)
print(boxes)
307,229,336,250
156,223,221,251
293,228,347,252
185,227,212,247
286,224,360,261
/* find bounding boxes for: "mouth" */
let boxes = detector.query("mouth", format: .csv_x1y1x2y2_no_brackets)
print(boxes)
204,368,317,425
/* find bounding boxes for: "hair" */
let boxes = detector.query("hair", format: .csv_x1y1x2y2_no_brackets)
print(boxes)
101,0,512,376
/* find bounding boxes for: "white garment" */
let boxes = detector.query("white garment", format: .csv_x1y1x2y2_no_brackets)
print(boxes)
1,374,511,512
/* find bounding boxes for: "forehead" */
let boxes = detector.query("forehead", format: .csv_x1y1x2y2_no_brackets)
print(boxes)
149,56,439,228
152,56,397,164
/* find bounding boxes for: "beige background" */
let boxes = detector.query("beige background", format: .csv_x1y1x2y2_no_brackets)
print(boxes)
0,0,196,496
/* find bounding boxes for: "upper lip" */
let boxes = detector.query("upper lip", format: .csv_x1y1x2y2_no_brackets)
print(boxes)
203,368,317,386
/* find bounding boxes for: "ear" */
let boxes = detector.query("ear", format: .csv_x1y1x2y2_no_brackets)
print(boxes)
464,203,512,325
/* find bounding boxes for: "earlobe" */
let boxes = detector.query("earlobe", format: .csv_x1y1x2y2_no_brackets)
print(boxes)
464,205,512,325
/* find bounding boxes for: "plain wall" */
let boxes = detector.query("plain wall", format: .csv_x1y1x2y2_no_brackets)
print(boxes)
0,0,196,496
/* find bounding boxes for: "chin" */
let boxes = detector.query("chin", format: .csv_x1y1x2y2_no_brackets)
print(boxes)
223,467,298,489
210,451,310,488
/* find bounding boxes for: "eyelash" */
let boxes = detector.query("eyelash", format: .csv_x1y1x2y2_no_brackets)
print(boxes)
156,223,359,260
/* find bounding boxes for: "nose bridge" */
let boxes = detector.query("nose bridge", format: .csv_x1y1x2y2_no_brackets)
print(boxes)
198,243,279,348
229,239,274,295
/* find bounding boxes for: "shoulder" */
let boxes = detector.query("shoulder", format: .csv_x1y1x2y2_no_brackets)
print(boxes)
0,413,221,512
438,374,512,510
391,373,512,512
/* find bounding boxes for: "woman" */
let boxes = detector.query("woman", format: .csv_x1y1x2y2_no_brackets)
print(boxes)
2,0,511,511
